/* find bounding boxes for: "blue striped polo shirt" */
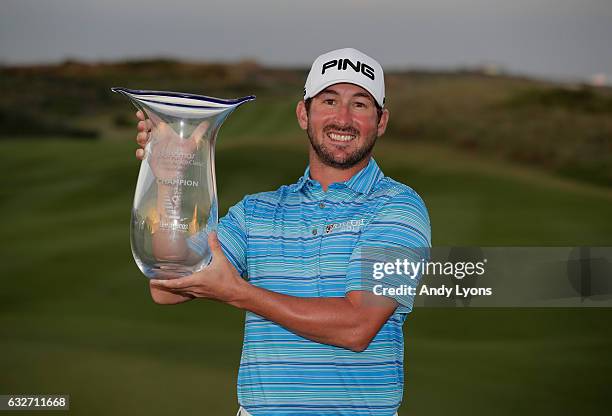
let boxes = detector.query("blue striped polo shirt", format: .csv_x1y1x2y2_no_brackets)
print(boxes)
191,158,431,416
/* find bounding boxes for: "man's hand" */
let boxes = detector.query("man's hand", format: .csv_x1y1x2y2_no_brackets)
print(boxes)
135,110,151,161
134,110,209,179
150,232,247,303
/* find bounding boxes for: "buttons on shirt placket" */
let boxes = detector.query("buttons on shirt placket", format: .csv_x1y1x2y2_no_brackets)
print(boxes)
315,196,329,290
315,200,328,236
308,181,324,238
312,202,325,235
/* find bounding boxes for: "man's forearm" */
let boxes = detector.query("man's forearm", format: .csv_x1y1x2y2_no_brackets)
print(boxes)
228,281,393,352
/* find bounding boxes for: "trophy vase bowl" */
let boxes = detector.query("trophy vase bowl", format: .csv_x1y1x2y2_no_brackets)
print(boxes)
112,88,254,279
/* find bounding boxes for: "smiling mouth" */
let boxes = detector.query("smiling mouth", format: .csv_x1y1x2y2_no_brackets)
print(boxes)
327,132,356,142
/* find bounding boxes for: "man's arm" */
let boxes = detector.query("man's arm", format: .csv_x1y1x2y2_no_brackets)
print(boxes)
151,232,398,352
231,283,398,352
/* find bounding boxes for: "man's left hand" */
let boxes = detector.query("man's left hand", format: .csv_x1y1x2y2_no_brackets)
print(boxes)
150,232,246,303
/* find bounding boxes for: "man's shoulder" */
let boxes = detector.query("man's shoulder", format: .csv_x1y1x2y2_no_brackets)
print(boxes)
222,184,296,227
240,183,297,209
365,176,432,246
372,176,428,210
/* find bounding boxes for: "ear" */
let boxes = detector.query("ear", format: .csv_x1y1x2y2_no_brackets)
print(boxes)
296,100,308,130
376,108,389,137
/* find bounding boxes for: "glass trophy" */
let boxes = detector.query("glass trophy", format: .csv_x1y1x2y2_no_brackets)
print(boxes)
111,88,254,279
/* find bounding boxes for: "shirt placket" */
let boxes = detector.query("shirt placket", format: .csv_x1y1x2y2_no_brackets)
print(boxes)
308,184,332,283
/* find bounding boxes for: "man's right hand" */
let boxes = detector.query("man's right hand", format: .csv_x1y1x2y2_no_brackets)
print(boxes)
134,110,208,179
135,110,151,161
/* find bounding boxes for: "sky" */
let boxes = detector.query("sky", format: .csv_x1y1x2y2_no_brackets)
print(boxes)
1,0,611,82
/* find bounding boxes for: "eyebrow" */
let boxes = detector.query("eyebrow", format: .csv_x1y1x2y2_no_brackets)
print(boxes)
319,88,375,103
320,88,339,96
353,92,375,102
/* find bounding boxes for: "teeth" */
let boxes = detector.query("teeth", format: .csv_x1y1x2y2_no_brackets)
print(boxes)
329,133,355,142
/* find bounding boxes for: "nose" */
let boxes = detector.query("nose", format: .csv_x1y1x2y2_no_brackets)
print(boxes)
334,102,352,126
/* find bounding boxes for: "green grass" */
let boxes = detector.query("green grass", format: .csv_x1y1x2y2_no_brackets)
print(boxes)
1,127,611,415
3,62,612,186
404,308,612,415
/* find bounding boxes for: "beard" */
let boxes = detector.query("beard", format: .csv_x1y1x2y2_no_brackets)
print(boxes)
307,121,377,170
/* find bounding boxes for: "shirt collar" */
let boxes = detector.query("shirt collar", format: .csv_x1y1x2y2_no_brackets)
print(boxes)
291,158,384,195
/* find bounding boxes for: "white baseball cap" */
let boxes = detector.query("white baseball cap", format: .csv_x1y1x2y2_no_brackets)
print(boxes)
304,47,385,108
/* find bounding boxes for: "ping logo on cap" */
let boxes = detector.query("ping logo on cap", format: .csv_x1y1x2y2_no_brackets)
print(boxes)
321,59,375,81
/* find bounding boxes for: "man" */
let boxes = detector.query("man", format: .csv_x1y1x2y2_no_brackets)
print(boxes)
134,48,431,416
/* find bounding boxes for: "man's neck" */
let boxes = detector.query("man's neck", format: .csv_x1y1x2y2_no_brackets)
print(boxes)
308,153,371,192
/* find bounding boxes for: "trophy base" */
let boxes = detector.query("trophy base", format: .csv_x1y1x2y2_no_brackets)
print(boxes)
138,263,195,280
137,258,211,280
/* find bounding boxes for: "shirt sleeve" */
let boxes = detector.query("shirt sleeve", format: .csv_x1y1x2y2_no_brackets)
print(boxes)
188,197,249,278
345,189,431,314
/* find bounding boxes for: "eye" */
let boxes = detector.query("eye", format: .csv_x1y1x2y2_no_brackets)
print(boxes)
353,101,368,109
323,98,336,105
